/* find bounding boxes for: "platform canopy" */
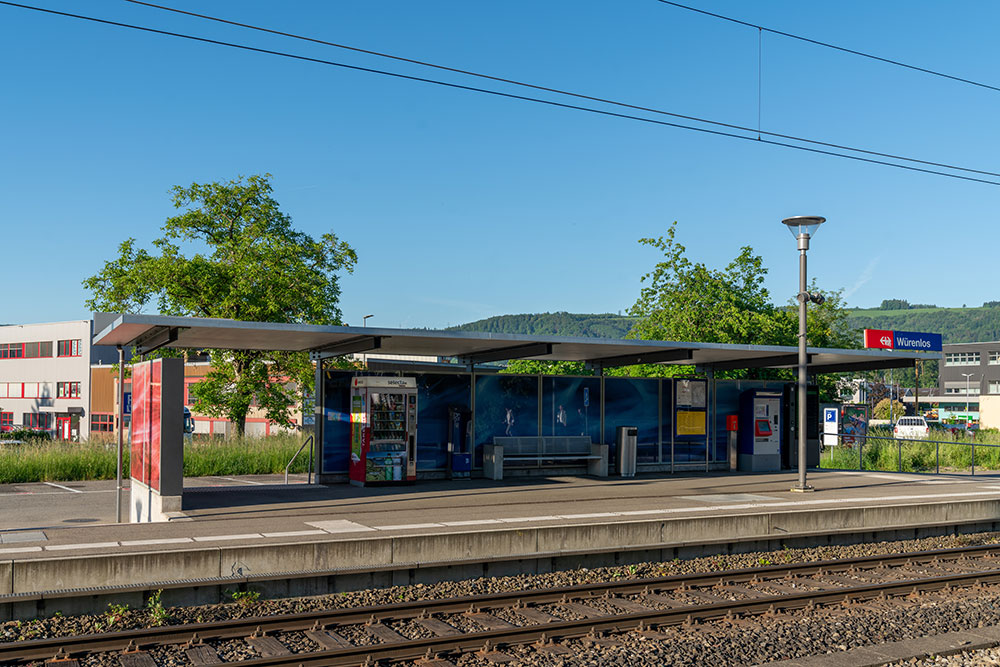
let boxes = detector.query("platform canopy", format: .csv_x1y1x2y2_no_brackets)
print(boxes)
92,312,935,373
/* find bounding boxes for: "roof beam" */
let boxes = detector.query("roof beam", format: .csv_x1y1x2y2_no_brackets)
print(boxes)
134,326,181,355
711,353,807,372
588,348,692,368
812,358,916,374
310,335,381,360
458,342,553,365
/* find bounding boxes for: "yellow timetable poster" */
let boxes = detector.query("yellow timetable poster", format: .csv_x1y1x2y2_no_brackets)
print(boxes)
676,410,706,436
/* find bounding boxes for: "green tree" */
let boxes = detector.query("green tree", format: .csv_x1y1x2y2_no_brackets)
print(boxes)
872,398,906,420
83,174,357,435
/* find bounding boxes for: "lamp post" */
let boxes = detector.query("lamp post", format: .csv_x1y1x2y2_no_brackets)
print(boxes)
362,314,374,368
962,372,974,415
782,216,826,493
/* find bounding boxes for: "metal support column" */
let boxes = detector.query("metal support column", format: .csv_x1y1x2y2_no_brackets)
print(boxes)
793,238,813,491
116,345,125,523
313,357,324,482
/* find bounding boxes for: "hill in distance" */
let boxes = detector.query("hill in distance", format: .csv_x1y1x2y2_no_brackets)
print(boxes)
451,303,1000,345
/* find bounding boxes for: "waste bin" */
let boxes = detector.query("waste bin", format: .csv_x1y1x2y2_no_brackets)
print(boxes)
616,426,637,477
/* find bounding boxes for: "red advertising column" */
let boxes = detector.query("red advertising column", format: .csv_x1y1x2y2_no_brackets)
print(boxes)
130,357,184,522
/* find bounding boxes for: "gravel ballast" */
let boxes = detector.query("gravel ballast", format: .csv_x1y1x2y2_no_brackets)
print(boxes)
5,530,1000,665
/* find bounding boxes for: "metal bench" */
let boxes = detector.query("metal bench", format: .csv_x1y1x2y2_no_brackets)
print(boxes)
483,436,608,480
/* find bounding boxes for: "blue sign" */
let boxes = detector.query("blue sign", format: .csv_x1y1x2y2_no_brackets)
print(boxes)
583,387,590,407
123,392,132,415
824,408,837,423
893,331,943,352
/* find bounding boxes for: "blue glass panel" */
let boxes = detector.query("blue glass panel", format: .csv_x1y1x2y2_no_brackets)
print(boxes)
474,375,539,467
603,377,660,465
321,371,353,474
416,374,471,471
661,379,673,462
541,376,601,444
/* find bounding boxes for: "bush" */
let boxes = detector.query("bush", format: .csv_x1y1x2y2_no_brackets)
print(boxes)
0,428,52,441
872,399,906,420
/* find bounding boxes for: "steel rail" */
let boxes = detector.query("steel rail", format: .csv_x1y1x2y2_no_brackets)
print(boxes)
229,568,1000,666
4,543,1000,664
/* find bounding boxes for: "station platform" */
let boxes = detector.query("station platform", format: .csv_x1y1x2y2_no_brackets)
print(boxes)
4,470,1000,602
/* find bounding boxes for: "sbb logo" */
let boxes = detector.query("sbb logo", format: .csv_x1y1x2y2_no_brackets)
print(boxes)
864,329,895,350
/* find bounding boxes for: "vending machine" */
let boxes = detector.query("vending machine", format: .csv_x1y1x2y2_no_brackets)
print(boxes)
738,389,783,472
349,377,418,486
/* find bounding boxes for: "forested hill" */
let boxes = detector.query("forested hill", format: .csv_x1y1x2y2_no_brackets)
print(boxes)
845,306,1000,344
450,306,1000,344
447,313,637,339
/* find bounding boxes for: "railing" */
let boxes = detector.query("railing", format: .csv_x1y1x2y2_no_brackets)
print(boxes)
822,430,1000,476
284,434,314,485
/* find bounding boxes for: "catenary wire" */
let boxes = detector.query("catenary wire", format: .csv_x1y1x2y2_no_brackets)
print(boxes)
3,1,999,187
655,0,1000,94
121,0,1000,179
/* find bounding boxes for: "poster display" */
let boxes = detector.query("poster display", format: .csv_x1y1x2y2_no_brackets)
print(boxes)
676,410,706,436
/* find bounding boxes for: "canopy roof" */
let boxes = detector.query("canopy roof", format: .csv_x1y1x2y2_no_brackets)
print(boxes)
92,313,933,373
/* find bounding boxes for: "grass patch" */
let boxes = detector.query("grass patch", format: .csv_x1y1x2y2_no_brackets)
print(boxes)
820,427,1000,474
0,433,312,484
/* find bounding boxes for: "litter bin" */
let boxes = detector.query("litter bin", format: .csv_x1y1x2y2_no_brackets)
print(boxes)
616,426,637,477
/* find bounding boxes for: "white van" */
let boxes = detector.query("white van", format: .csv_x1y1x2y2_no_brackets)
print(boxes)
893,416,929,439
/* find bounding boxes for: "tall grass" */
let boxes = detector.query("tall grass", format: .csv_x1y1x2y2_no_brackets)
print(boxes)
0,433,312,484
820,427,1000,474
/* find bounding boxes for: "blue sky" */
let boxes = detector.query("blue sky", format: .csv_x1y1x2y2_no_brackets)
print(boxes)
2,1,998,328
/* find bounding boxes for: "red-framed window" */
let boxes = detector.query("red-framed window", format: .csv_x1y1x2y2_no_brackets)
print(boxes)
0,343,23,359
23,413,51,430
57,339,81,357
56,382,81,399
90,413,114,432
0,342,52,359
2,383,42,399
0,412,13,431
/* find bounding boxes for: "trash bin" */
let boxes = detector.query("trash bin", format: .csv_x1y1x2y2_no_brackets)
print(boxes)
616,426,637,477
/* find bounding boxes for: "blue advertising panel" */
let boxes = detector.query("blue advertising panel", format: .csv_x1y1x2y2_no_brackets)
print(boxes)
893,331,943,352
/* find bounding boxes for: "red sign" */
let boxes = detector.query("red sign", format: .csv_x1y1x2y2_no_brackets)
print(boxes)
726,415,739,432
864,329,895,349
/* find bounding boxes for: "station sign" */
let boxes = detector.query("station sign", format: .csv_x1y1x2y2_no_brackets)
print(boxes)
863,329,942,352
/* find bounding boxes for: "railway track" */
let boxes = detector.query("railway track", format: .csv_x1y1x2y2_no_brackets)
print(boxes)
7,542,1000,666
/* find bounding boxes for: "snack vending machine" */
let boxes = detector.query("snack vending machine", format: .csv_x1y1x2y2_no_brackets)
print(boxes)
349,377,418,486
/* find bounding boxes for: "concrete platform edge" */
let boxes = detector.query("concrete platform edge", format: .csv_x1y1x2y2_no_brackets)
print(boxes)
4,497,1000,620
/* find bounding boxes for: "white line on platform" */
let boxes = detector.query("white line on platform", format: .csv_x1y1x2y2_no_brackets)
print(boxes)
375,523,444,531
440,519,503,527
46,542,120,551
261,530,328,538
497,516,562,523
559,512,620,519
192,534,264,542
120,538,194,546
0,546,43,554
306,519,376,533
43,482,81,493
218,477,267,486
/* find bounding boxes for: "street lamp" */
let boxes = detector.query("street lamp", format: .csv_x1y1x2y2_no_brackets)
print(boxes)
962,372,974,415
782,216,826,493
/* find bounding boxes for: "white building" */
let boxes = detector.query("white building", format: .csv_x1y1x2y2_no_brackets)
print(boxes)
0,320,117,440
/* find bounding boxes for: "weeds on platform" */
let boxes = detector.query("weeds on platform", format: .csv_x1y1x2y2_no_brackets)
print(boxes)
0,433,311,484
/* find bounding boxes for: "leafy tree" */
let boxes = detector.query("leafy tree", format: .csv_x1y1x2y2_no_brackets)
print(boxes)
84,174,357,435
879,299,910,310
628,223,788,348
872,398,906,420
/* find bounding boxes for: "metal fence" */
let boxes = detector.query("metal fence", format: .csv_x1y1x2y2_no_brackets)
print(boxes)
821,431,1000,476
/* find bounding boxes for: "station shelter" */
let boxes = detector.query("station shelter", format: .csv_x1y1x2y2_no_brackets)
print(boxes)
91,313,932,512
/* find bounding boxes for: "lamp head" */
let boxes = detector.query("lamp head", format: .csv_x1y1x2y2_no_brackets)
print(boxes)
782,216,825,239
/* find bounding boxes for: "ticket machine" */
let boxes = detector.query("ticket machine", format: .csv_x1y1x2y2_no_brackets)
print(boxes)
738,389,783,472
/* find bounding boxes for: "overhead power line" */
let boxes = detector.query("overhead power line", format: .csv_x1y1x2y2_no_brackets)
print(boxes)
2,1,998,187
655,0,1000,94
121,0,1000,180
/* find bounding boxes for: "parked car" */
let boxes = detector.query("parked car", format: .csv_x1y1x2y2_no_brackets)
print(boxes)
894,416,930,439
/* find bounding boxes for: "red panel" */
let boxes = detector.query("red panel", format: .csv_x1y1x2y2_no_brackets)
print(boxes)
863,329,894,349
726,415,738,432
131,362,150,487
150,373,162,492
